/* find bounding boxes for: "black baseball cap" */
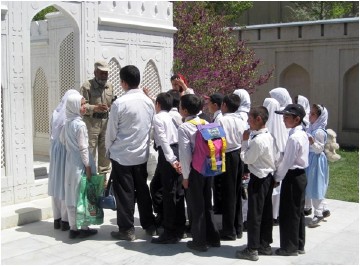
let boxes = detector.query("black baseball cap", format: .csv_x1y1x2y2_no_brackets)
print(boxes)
275,104,306,120
209,93,224,106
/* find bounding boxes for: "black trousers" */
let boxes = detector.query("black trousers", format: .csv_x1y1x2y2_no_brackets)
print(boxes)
110,159,155,231
221,149,243,236
150,165,163,215
247,173,274,249
279,169,307,253
187,168,220,246
212,174,222,213
157,145,186,236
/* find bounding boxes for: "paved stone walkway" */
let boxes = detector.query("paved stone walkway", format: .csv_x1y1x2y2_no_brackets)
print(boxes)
1,198,358,265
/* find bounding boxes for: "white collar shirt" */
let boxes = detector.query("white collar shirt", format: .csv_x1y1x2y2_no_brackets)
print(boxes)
105,88,155,166
218,113,247,152
213,110,223,123
153,110,178,164
178,116,205,180
274,125,309,182
169,107,183,127
240,128,279,178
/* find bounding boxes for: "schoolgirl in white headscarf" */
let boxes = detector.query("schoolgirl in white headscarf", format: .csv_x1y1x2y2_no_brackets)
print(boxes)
269,87,292,109
48,89,80,231
233,89,251,224
263,98,289,224
62,94,98,238
233,88,251,123
305,104,330,227
296,95,311,129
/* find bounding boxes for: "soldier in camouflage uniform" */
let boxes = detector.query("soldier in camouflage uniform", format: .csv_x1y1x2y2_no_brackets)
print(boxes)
80,60,114,179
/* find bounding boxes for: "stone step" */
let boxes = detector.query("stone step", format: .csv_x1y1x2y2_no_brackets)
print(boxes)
1,197,53,230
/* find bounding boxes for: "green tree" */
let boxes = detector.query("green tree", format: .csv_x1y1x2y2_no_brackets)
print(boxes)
32,6,58,21
205,1,253,25
288,1,359,21
173,2,273,96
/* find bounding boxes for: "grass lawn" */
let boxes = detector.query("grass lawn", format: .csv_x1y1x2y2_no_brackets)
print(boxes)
327,149,359,203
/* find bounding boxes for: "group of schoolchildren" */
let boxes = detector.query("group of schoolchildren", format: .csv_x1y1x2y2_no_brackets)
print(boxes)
48,66,330,261
148,81,331,260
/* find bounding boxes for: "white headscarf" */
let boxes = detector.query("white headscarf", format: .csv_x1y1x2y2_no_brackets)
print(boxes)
66,94,84,122
50,89,80,140
263,98,288,152
308,105,328,133
269,87,292,109
297,95,310,128
233,88,251,113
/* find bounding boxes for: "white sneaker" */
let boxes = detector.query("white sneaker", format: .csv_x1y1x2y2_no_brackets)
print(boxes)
308,216,323,228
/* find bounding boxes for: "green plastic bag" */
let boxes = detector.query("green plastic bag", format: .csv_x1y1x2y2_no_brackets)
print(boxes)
76,174,105,229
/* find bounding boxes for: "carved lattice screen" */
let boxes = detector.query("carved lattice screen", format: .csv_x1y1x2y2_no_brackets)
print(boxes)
59,32,75,99
108,58,123,97
140,60,162,99
33,68,49,134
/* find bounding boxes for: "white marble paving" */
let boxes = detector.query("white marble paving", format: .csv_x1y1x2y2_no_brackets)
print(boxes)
1,199,358,265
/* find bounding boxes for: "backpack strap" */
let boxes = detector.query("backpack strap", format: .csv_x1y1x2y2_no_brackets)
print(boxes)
221,137,226,172
188,119,206,126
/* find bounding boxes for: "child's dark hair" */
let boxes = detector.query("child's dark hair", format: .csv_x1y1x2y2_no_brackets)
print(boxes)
120,65,140,89
312,104,323,117
180,94,202,115
223,94,240,113
250,106,269,124
155,92,173,112
168,89,180,109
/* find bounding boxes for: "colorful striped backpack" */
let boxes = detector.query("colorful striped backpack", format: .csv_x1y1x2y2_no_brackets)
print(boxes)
188,119,227,176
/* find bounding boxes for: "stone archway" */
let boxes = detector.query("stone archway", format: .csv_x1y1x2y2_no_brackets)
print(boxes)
30,4,81,157
343,64,359,130
279,63,310,99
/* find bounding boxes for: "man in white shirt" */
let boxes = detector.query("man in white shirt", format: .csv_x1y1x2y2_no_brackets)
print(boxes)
273,104,309,256
105,65,156,241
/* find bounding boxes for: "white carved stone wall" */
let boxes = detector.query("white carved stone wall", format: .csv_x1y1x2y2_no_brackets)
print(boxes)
1,1,176,206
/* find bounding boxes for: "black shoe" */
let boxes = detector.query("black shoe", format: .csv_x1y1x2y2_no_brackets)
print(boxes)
275,248,298,256
69,230,80,239
61,221,70,231
236,232,242,239
177,232,187,239
186,241,208,252
273,218,279,226
206,241,221,248
54,218,61,229
322,210,331,218
79,228,98,238
298,249,306,255
111,230,135,241
151,233,179,244
304,208,312,216
220,231,236,241
258,245,272,255
145,225,158,236
236,248,259,261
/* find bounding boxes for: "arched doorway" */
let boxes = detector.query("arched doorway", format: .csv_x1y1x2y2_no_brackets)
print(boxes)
279,63,310,99
30,4,80,176
343,64,359,131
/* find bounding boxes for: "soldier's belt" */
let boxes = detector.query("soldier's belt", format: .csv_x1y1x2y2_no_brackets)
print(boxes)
93,112,109,119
